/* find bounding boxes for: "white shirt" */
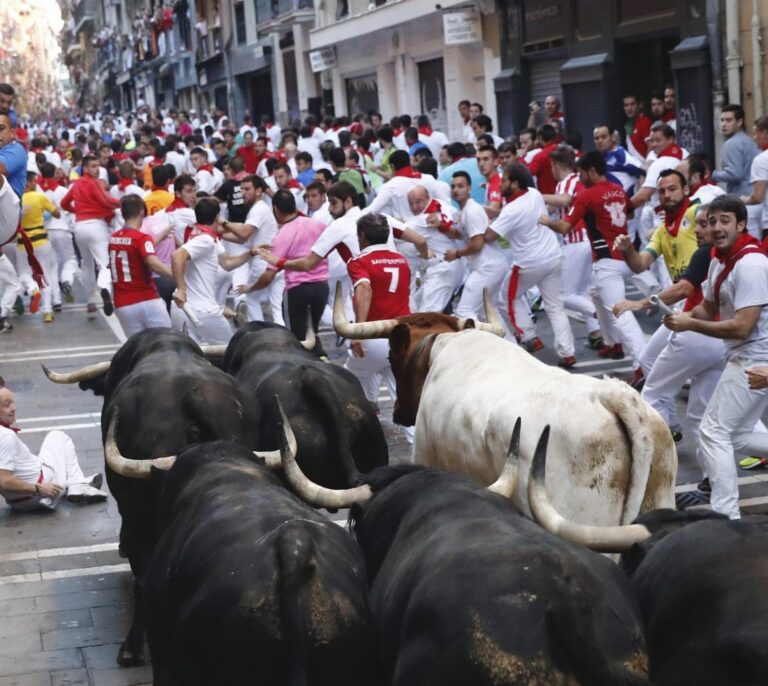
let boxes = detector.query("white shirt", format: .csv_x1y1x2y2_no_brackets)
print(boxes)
110,183,147,200
703,251,768,359
0,425,41,486
166,150,188,177
490,188,561,268
642,155,682,207
311,206,363,262
195,168,216,194
690,183,725,207
243,200,278,277
462,120,475,143
750,149,768,227
309,201,332,227
45,186,73,232
458,198,506,271
298,136,324,168
405,198,460,255
183,233,226,314
265,123,282,147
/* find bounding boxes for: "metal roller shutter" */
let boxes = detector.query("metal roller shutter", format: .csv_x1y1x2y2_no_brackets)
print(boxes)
528,59,563,108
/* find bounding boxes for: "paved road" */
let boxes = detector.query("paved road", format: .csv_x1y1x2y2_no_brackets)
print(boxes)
1,285,767,685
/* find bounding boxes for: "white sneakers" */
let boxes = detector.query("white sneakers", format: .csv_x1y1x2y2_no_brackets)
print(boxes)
65,473,108,503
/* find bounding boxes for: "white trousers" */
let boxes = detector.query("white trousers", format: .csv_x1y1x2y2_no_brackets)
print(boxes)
344,338,395,403
74,219,112,304
48,229,80,288
115,298,172,338
509,257,575,358
12,431,87,511
17,242,58,312
698,356,768,519
455,260,508,322
589,258,647,367
0,175,19,246
418,259,464,313
0,253,20,317
561,241,600,334
244,265,285,325
322,273,354,327
170,302,233,344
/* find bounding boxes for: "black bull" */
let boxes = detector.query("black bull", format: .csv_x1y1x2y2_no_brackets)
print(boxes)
45,329,260,666
145,442,378,686
223,322,388,488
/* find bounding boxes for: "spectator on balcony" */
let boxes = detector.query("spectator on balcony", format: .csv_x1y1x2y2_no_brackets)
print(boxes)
174,0,191,50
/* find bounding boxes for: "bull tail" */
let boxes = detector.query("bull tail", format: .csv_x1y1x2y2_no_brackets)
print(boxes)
276,522,318,686
598,381,660,525
300,366,362,486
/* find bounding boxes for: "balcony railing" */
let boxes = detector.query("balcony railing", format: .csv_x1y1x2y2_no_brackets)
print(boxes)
72,0,96,35
257,0,314,33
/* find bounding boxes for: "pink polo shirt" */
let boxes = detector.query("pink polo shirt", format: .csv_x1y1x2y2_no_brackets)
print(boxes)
268,215,329,289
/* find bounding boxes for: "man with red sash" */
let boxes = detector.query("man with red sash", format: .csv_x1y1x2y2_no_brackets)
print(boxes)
665,195,768,519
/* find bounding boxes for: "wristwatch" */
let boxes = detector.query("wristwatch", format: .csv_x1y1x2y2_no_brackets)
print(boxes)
34,483,41,496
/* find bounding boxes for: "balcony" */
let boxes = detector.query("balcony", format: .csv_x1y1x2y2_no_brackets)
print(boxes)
257,0,314,34
72,0,97,36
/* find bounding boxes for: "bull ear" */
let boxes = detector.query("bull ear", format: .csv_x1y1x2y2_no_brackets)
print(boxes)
389,323,412,359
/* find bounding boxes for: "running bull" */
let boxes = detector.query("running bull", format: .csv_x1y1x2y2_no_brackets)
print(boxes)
278,407,651,685
42,328,267,666
219,320,388,488
528,455,768,686
144,440,378,686
335,293,677,527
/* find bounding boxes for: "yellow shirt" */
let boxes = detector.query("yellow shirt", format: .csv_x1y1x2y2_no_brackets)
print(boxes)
644,204,699,282
144,189,174,216
19,191,55,248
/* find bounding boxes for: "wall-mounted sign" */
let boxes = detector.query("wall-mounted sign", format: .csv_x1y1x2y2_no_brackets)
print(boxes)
310,47,337,73
443,8,483,45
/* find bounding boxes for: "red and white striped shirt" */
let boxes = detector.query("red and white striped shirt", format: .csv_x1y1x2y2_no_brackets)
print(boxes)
556,172,587,245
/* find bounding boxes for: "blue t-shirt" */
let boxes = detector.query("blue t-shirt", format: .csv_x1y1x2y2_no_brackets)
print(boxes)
439,157,487,206
0,140,28,198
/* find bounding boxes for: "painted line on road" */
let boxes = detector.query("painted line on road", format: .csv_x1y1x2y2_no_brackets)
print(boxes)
675,474,768,494
0,542,119,563
687,494,768,513
20,422,100,434
573,357,632,369
580,366,633,377
18,412,101,425
3,350,117,364
101,309,127,344
0,343,119,359
0,563,131,586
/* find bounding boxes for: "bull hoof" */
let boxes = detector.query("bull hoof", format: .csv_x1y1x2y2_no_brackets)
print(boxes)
116,646,144,667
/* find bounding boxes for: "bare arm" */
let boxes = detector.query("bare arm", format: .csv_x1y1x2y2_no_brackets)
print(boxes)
171,247,190,305
237,266,277,293
613,234,655,273
0,469,63,499
613,279,694,316
353,281,373,323
538,214,572,236
629,186,653,209
445,234,484,262
257,248,322,272
542,193,573,209
398,227,430,259
145,254,173,280
221,220,255,242
218,248,256,272
664,303,761,339
743,180,768,205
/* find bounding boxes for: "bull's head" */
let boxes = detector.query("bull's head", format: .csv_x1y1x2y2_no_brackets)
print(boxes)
332,283,506,426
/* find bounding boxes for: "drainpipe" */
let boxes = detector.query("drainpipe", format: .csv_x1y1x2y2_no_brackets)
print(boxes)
725,0,741,105
752,0,764,118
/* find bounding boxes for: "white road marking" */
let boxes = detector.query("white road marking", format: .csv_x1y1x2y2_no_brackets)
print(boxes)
573,357,632,369
0,563,131,586
0,542,119,563
17,412,101,425
21,422,100,434
675,475,768,493
101,309,127,343
580,366,633,377
0,343,119,359
4,350,117,364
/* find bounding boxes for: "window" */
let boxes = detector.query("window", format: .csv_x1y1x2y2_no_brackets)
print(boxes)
234,2,247,44
336,0,348,19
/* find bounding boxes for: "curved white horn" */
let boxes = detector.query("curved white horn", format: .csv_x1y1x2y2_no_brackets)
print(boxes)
332,281,399,340
254,449,282,469
105,410,177,479
42,361,111,384
527,425,651,553
277,396,372,508
199,345,228,357
456,289,506,336
300,308,316,350
487,417,521,498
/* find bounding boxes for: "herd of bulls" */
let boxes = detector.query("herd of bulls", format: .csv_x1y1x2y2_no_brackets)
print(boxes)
43,303,768,686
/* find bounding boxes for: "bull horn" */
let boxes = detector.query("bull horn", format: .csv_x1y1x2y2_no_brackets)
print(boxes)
300,308,316,350
527,425,652,553
487,417,521,498
253,449,282,469
42,361,111,384
332,281,399,340
277,396,372,508
199,345,228,357
456,289,506,337
105,410,177,479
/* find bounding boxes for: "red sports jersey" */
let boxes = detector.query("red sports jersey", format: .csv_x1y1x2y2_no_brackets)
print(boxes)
486,173,502,205
525,142,558,195
108,228,160,308
556,172,587,244
347,246,411,322
565,179,629,260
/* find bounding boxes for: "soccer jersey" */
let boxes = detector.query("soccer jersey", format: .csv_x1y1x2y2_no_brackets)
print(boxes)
565,179,630,260
486,174,502,205
20,191,55,248
109,228,160,307
555,172,587,244
643,202,699,281
347,245,411,321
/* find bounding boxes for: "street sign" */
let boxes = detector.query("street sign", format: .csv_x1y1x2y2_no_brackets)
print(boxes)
443,8,483,45
310,47,337,73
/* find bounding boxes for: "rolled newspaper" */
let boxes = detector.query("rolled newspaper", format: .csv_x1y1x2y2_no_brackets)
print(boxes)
173,290,202,327
649,294,675,316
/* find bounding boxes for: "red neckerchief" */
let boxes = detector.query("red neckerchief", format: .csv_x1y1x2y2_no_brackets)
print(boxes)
392,127,403,137
506,188,529,203
394,166,421,179
659,143,683,160
418,126,433,137
232,171,248,181
118,177,134,191
167,196,188,212
712,233,765,313
664,198,691,238
424,198,452,234
0,419,19,433
284,178,303,191
31,146,44,153
662,110,676,123
150,157,164,167
39,177,59,192
184,223,220,243
197,163,214,174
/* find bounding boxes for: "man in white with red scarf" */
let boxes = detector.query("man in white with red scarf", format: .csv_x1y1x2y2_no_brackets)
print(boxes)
665,195,768,519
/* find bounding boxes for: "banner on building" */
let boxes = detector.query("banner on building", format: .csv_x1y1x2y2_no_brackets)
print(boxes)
310,47,337,73
443,8,483,45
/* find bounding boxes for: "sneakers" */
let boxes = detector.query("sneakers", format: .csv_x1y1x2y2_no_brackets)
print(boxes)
585,333,604,350
65,483,108,503
0,317,12,333
61,281,74,303
629,367,645,391
29,290,41,314
558,356,577,369
87,303,98,319
43,312,54,323
100,289,114,316
670,429,683,443
53,303,62,313
524,337,545,354
598,343,625,359
335,335,347,348
738,456,768,470
697,477,711,494
13,295,23,316
82,473,103,489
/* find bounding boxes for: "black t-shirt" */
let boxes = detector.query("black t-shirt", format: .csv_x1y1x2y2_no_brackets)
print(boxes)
679,243,712,287
215,179,248,223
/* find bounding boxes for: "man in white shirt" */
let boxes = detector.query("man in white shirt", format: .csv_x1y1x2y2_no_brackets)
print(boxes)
444,171,508,324
190,146,220,194
665,196,768,519
171,197,258,343
742,115,768,237
486,163,576,366
0,379,107,511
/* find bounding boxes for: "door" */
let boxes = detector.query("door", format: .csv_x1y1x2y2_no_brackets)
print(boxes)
346,74,379,116
418,58,447,133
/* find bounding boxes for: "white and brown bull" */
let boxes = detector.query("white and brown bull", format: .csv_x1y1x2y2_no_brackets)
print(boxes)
334,287,677,527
